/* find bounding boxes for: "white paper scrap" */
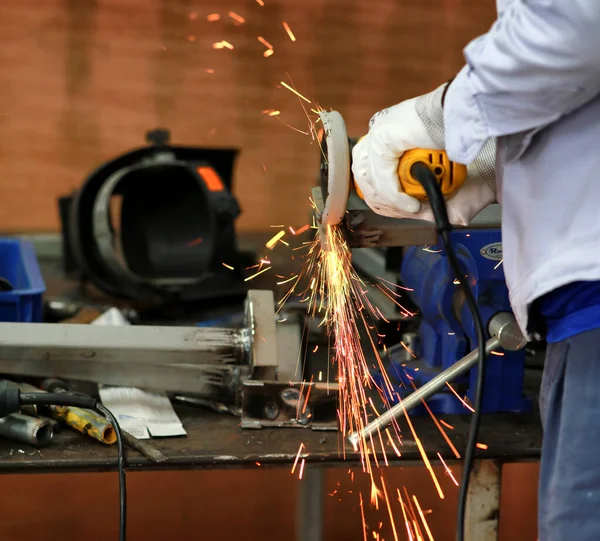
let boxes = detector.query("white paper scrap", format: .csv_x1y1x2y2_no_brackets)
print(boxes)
98,386,186,439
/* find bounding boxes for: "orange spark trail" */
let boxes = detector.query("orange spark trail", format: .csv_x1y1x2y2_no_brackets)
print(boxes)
221,263,234,270
264,49,274,58
258,36,273,49
207,13,220,21
359,493,368,541
213,40,234,50
282,21,296,41
228,11,245,24
476,443,488,450
440,420,454,430
280,81,311,103
291,443,304,474
437,452,459,486
299,458,306,479
413,496,435,541
445,383,475,412
398,490,415,541
402,405,445,499
381,476,400,541
266,230,286,249
256,0,265,4
244,266,271,281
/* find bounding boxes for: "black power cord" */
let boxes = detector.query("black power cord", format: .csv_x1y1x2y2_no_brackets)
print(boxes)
0,382,127,541
409,162,488,541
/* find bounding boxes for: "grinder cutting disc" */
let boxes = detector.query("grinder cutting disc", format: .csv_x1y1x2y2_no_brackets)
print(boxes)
318,110,350,227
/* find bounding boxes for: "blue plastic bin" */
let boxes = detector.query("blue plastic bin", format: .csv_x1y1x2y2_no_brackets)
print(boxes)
0,239,45,323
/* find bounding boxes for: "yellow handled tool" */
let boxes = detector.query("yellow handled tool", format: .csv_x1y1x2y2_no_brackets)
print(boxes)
318,110,468,229
352,140,468,202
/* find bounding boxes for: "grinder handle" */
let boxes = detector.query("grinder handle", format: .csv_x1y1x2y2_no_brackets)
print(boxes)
353,144,468,201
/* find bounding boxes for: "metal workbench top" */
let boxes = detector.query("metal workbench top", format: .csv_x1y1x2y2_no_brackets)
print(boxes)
0,405,541,473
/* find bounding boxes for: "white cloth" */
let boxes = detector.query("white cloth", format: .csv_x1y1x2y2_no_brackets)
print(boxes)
444,0,600,338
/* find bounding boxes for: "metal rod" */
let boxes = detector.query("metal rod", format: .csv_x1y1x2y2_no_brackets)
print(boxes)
348,336,500,448
0,413,54,447
0,360,250,396
0,323,248,366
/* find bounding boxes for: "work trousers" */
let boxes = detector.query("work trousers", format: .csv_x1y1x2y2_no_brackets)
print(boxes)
538,328,600,541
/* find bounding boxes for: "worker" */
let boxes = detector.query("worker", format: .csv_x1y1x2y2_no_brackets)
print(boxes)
352,1,600,539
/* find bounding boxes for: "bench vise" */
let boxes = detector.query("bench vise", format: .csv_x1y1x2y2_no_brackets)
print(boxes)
382,229,531,415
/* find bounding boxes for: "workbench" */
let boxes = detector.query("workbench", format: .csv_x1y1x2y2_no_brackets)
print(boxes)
2,233,544,541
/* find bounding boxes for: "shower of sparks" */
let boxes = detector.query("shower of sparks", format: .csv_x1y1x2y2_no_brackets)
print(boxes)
266,230,286,249
207,13,220,22
291,443,305,474
413,496,435,541
280,81,311,103
282,21,296,41
221,262,234,270
244,266,271,281
258,36,273,49
213,40,234,50
437,452,459,486
445,382,475,412
295,224,310,235
228,11,245,24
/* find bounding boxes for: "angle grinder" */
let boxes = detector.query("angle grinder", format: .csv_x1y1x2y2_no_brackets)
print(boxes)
317,110,468,248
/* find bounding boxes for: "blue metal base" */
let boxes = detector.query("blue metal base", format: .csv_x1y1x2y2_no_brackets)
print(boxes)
375,228,530,416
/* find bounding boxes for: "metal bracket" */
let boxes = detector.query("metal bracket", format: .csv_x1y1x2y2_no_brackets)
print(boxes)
241,381,339,430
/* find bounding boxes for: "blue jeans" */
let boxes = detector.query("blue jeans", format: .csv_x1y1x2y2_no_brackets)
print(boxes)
539,329,600,540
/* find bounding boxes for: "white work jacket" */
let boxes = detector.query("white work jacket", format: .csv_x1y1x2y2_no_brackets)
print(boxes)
444,0,600,340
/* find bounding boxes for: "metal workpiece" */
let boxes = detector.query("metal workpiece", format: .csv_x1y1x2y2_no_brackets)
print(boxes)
0,290,301,403
244,289,278,378
0,413,54,447
348,312,524,448
0,323,248,366
241,381,339,430
312,186,502,248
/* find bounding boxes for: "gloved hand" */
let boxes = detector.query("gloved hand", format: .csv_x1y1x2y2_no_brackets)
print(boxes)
352,84,497,226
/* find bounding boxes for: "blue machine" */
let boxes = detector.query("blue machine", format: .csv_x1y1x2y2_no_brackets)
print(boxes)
380,229,531,415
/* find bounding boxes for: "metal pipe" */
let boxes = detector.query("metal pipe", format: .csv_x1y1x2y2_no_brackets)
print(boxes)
348,312,526,449
0,413,54,447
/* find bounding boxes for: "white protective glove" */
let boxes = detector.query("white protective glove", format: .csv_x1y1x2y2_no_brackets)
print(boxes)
352,84,497,226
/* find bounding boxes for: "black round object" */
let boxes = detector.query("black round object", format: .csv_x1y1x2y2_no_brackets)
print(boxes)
65,133,243,303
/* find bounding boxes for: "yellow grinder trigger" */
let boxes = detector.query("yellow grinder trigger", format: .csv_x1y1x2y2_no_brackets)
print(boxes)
353,143,468,201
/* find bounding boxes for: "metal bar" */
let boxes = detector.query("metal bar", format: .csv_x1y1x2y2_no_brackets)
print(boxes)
297,467,325,541
0,413,54,447
0,323,248,366
465,460,502,541
0,359,250,396
348,336,500,448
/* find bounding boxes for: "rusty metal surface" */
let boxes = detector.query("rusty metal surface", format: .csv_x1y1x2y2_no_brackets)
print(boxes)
465,460,502,541
0,406,541,473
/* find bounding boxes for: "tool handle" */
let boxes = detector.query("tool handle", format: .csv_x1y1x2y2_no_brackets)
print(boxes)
352,142,467,201
399,149,467,200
